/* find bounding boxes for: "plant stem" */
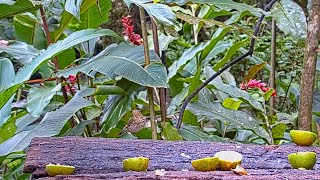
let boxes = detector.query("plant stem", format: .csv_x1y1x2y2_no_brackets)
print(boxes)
191,4,198,44
39,6,59,70
263,103,274,145
139,8,157,140
176,0,278,129
151,19,167,122
269,18,276,116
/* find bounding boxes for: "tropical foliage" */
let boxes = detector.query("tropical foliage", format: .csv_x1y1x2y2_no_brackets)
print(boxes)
0,0,317,179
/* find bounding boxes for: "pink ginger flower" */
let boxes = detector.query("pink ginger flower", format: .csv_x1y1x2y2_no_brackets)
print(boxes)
240,79,276,97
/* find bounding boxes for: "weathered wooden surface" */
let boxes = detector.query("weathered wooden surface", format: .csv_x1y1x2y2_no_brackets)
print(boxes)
37,170,320,180
25,137,320,179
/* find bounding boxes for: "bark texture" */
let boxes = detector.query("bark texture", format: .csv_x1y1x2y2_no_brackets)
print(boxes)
37,170,320,180
25,137,320,179
298,0,320,131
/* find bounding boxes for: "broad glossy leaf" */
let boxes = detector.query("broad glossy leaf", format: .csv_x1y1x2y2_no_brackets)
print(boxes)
0,29,120,109
0,117,16,144
13,13,46,50
0,0,41,19
94,85,127,95
213,38,249,71
205,67,263,111
187,101,271,143
15,113,39,133
0,131,29,157
164,0,263,17
200,28,230,62
71,0,111,30
58,43,167,88
101,80,142,135
179,123,230,142
65,120,95,136
161,122,183,140
271,0,307,41
167,86,189,114
65,0,83,21
124,0,178,28
26,84,61,118
53,0,109,41
222,98,242,110
0,41,40,65
0,88,95,156
0,58,14,126
168,41,209,79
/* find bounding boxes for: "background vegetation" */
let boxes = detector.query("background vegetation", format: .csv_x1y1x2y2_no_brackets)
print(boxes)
0,0,319,179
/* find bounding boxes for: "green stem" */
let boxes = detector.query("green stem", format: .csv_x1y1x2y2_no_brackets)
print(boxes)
139,8,157,140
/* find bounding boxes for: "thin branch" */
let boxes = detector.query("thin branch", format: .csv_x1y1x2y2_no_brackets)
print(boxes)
39,6,59,70
176,0,278,129
151,19,167,122
140,8,157,140
269,18,276,116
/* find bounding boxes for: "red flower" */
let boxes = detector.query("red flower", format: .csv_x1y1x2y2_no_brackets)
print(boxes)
65,75,77,93
122,15,142,46
240,79,276,97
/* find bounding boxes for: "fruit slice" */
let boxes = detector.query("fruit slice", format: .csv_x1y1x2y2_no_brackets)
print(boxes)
191,157,219,172
45,164,75,176
290,130,317,146
288,152,317,170
215,151,243,171
123,157,149,171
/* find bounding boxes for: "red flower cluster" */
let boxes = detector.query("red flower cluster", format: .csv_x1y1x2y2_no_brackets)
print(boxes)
240,79,276,97
122,15,143,46
64,75,77,93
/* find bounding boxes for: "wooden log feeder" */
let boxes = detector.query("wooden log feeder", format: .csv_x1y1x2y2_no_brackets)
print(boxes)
24,137,320,179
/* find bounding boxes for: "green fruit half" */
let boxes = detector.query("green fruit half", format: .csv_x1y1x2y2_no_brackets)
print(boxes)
288,152,317,170
290,130,317,146
215,151,243,171
123,157,149,171
191,157,219,172
45,164,75,176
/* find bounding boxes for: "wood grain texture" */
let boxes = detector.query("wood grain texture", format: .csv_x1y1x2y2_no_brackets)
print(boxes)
25,137,320,179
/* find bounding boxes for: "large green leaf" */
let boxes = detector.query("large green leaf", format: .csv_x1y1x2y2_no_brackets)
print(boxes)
204,67,263,111
0,41,40,65
0,29,120,109
0,116,16,144
65,0,83,21
26,84,61,118
124,0,178,28
164,0,263,17
0,88,95,156
13,13,46,49
187,101,271,143
168,41,209,79
70,0,111,30
213,38,249,71
0,0,41,19
0,131,29,157
0,58,14,126
270,0,307,42
101,80,143,135
58,43,167,87
53,0,110,41
161,122,183,140
179,123,230,142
